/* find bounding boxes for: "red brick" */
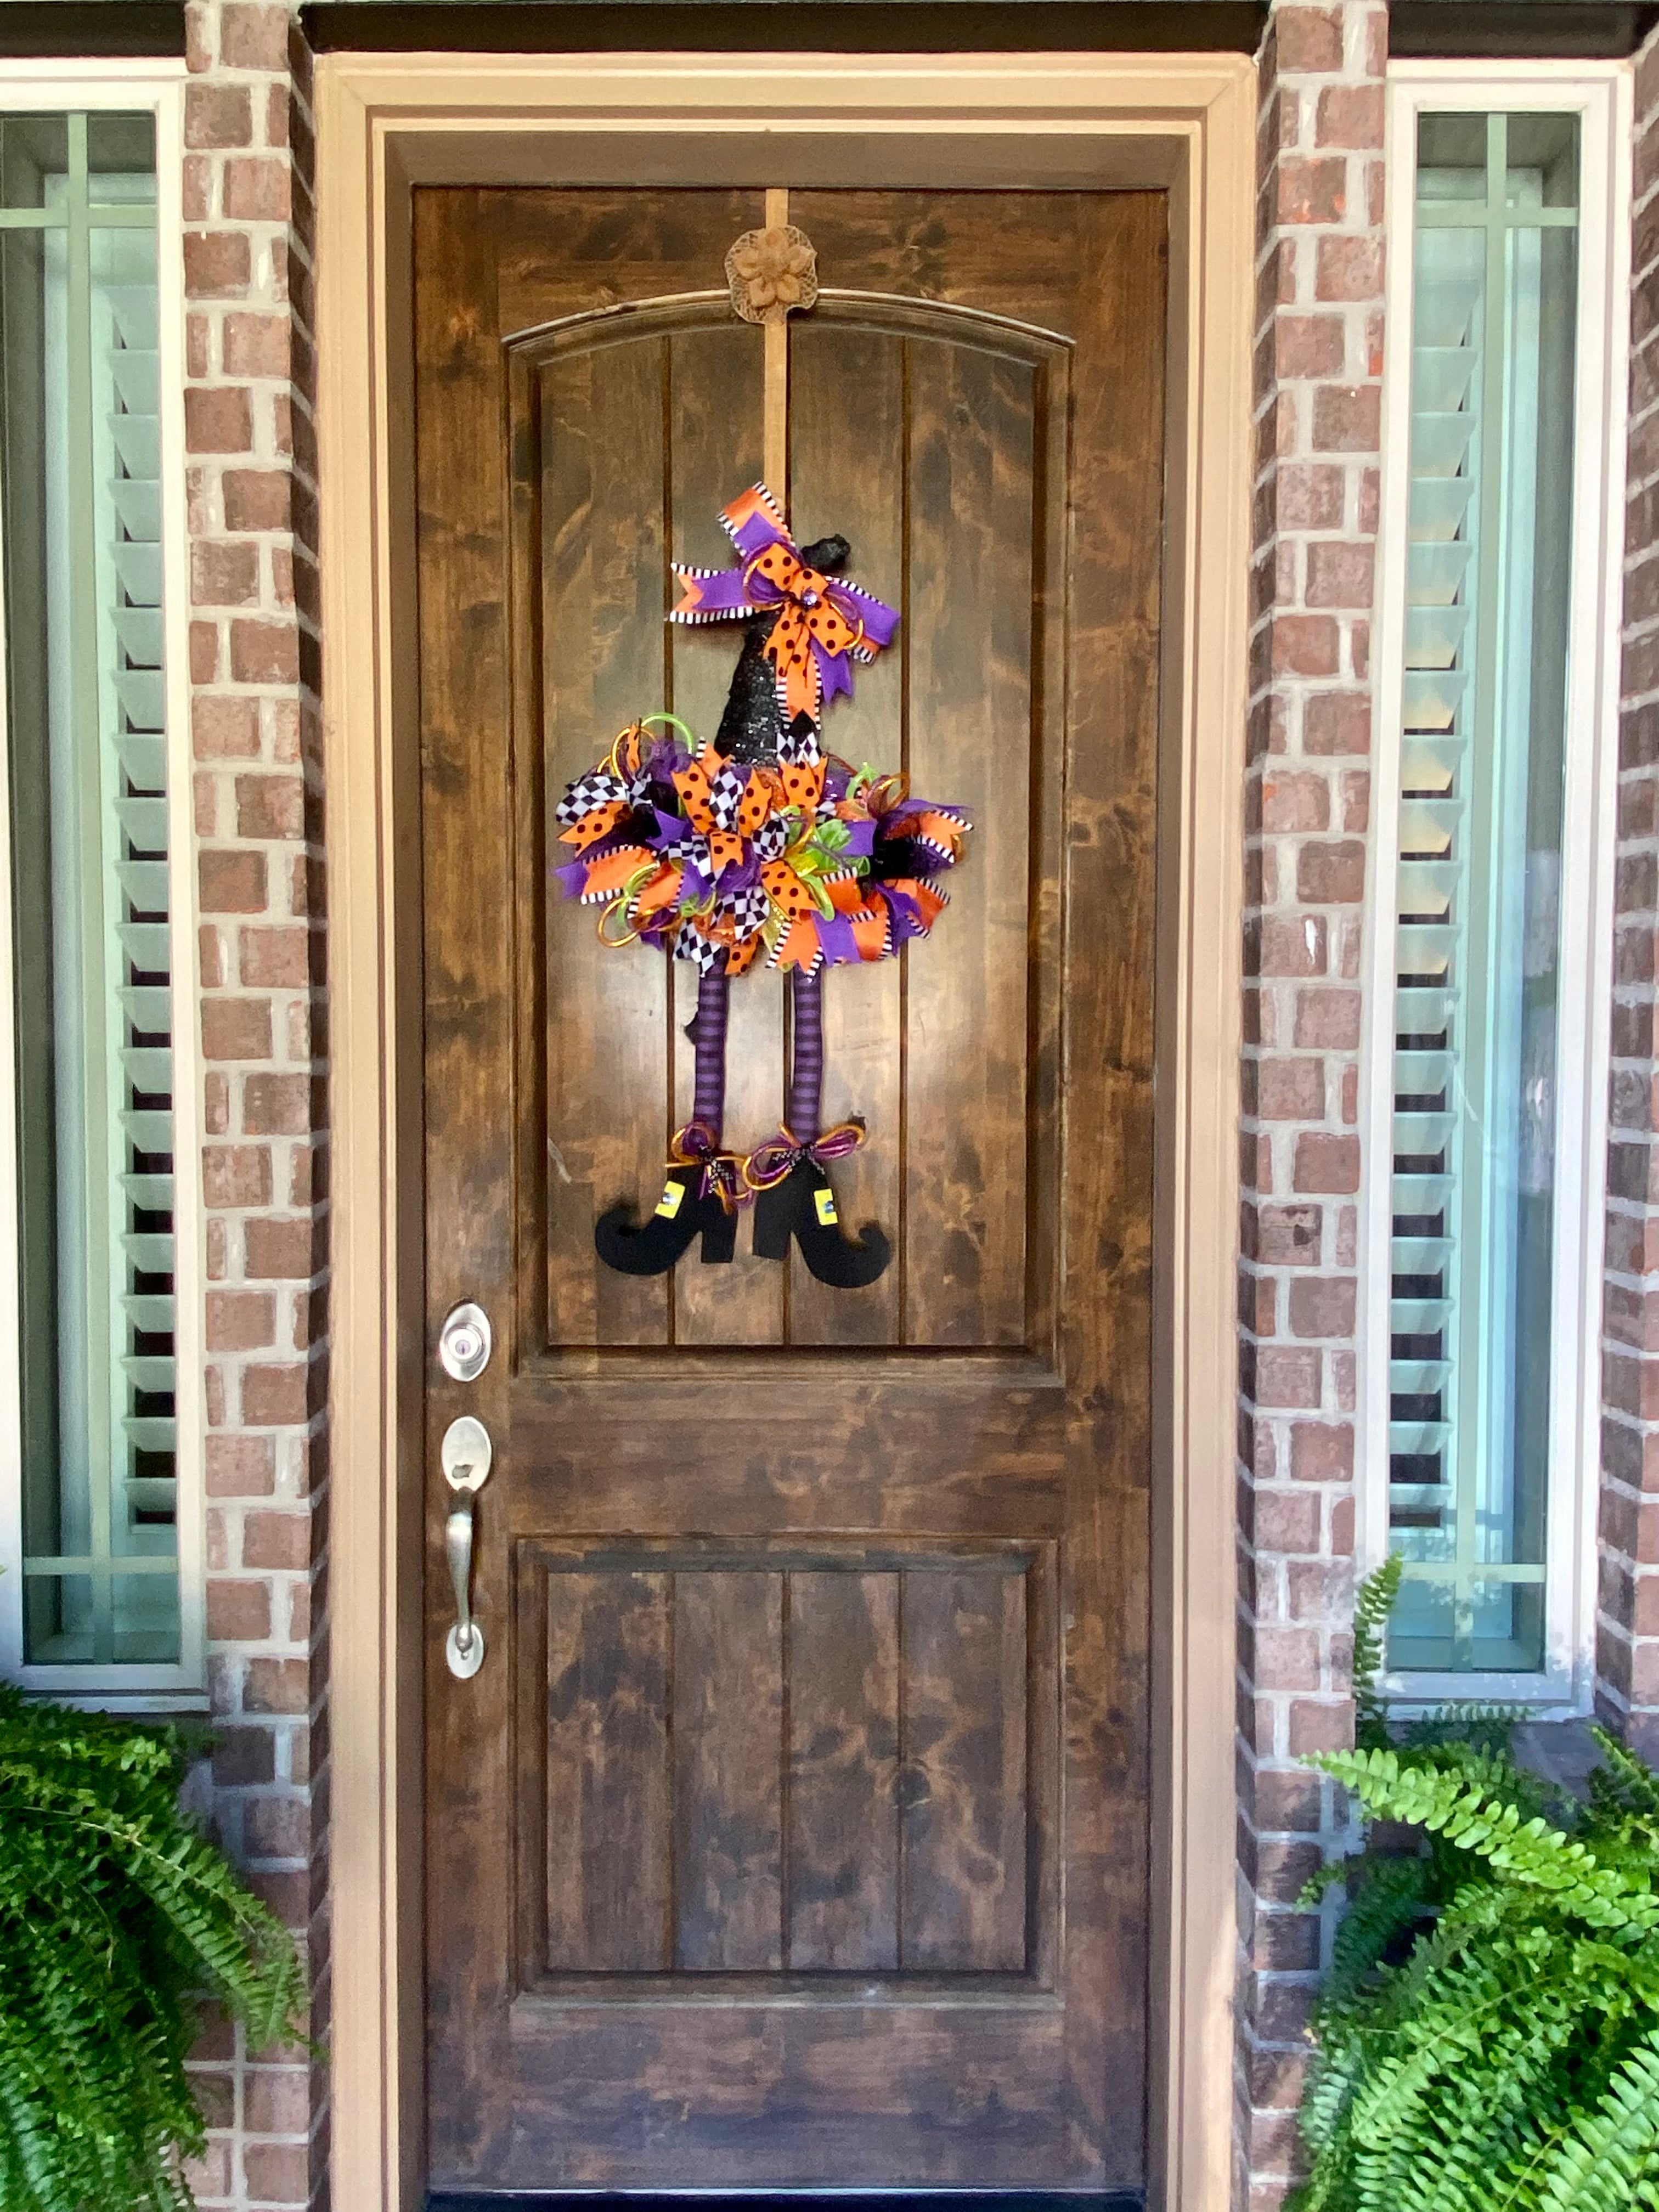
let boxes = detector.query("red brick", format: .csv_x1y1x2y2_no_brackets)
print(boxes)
1255,1347,1322,1408
1274,4,1344,70
1304,689,1370,755
199,850,268,915
1277,156,1347,227
242,2141,309,2206
206,1434,276,1498
1289,1276,1356,1338
1290,1421,1353,1483
246,1796,309,1861
244,1510,312,1573
1294,988,1360,1049
199,923,225,990
223,312,292,379
239,926,313,986
1275,314,1346,379
1297,839,1367,904
245,1074,314,1136
245,1217,323,1280
193,695,262,760
1276,463,1346,531
1294,1132,1360,1192
1254,915,1328,978
208,1286,278,1353
1251,1488,1322,1553
223,155,291,224
185,386,253,456
191,541,259,608
185,83,252,149
1257,1205,1323,1266
1315,83,1384,150
241,1362,314,1426
202,1144,273,1208
222,470,292,532
1312,383,1382,453
1246,1624,1323,1691
1257,1058,1326,1120
180,2142,234,2202
244,2066,312,2136
1306,541,1375,610
231,621,300,686
219,2,292,69
207,1578,272,1641
1262,770,1330,832
201,996,273,1061
237,774,306,841
184,230,250,299
1272,615,1341,677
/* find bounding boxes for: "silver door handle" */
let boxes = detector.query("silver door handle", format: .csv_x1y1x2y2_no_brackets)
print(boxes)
441,1414,492,1681
446,1496,483,1678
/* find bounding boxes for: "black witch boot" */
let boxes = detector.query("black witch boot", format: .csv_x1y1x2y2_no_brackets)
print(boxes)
749,1144,890,1287
595,960,742,1275
747,968,891,1288
595,1123,742,1273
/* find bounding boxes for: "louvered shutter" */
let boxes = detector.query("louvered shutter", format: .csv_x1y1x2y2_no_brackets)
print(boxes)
103,267,177,1559
1388,226,1479,1558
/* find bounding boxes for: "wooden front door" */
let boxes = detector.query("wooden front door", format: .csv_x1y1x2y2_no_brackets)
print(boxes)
415,182,1165,2198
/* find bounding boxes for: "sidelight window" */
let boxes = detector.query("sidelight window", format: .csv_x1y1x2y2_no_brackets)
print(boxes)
1365,71,1628,1703
0,78,202,1701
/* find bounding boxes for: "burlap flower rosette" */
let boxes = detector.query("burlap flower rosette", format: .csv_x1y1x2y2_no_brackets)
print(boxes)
725,223,820,325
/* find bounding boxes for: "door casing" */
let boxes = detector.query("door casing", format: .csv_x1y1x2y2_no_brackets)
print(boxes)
315,49,1255,2212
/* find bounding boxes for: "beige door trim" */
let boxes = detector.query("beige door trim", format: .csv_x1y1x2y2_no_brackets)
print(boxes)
315,50,1254,2212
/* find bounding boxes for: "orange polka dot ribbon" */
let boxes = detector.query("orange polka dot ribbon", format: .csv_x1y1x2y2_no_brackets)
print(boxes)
670,483,899,724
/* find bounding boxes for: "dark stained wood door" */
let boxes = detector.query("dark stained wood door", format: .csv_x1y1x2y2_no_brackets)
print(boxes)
416,184,1165,2196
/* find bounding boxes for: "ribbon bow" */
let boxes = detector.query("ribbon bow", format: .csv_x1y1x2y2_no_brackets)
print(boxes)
669,1121,750,1214
672,484,899,725
743,1120,866,1192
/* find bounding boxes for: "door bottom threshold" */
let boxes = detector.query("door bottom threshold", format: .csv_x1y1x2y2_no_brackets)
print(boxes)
427,2194,1146,2209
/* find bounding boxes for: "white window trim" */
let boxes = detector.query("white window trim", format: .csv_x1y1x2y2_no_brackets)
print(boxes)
1361,60,1631,1713
0,60,205,1707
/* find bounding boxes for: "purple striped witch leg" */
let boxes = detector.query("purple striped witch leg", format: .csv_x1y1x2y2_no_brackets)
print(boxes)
690,957,729,1138
788,968,824,1144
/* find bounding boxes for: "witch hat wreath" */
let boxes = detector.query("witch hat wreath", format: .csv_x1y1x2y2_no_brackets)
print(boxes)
550,207,969,1288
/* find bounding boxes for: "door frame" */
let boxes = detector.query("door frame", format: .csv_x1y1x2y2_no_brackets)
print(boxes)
315,49,1255,2212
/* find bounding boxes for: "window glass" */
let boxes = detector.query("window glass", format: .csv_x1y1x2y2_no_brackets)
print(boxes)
0,110,178,1666
1386,111,1579,1672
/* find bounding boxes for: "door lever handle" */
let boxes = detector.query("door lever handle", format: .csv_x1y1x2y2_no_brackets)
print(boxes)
445,1495,483,1678
440,1414,492,1681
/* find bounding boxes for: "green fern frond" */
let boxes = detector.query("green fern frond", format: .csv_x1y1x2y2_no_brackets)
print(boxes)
0,1685,307,2212
1352,1555,1404,1752
1312,1748,1659,1931
1536,2029,1659,2212
1296,1651,1659,2212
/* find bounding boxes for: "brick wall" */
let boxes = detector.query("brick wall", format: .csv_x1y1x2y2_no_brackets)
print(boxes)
176,5,329,2209
1236,4,1386,2205
144,6,1659,2209
1601,23,1659,1763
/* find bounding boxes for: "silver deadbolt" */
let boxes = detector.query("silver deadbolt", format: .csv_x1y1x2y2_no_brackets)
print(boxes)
441,1414,492,1681
438,1301,492,1383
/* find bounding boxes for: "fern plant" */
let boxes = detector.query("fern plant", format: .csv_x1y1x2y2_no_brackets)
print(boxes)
1290,1565,1659,2212
0,1683,307,2212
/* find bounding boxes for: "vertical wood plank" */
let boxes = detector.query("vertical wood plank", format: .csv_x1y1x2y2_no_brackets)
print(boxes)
665,326,785,1346
545,1572,672,1972
902,343,1035,1347
899,1568,1028,1972
786,322,907,1345
785,1571,900,1970
417,188,519,2175
541,345,671,1347
673,1571,785,1969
